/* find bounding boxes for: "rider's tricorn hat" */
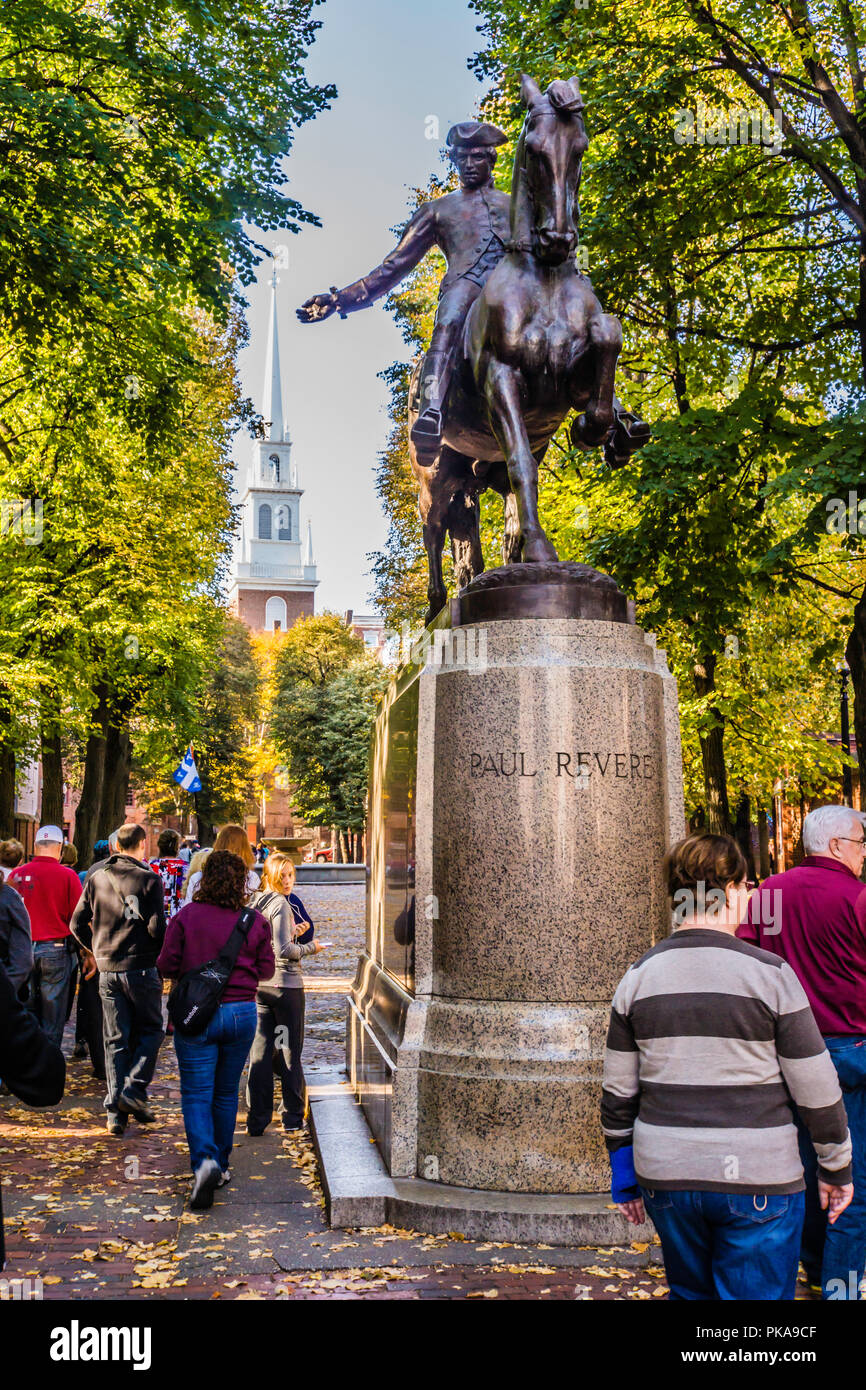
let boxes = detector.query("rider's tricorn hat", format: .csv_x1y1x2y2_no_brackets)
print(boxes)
446,121,508,151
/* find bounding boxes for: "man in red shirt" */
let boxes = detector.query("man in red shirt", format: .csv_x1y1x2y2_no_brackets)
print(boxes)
9,825,88,1047
739,803,866,1300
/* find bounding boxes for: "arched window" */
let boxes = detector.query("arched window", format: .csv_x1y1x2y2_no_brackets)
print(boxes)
258,503,272,540
265,595,287,632
269,453,280,482
276,505,291,541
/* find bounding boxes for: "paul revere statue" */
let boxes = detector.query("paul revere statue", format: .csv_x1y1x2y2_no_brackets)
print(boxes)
296,121,510,465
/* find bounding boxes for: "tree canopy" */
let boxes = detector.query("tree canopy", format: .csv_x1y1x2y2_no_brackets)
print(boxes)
371,0,866,838
269,614,388,854
0,0,334,849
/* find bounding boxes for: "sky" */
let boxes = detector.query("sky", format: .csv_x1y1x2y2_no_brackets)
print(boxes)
234,0,490,615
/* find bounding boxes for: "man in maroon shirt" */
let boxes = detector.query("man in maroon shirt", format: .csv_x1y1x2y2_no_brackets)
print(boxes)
9,825,90,1046
739,803,866,1299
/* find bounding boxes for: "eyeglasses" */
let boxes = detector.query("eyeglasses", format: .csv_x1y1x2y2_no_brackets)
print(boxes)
834,837,866,849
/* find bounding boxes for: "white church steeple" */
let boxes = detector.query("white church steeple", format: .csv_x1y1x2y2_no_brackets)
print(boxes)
228,261,318,632
263,270,286,443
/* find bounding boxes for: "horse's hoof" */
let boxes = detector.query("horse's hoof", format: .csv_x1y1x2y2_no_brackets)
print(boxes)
603,440,630,469
571,413,607,451
426,597,447,627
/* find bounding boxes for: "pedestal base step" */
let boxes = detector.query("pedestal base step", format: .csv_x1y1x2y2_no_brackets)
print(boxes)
307,1071,649,1247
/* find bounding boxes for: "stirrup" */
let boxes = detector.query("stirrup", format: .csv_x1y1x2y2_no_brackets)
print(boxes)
411,406,443,440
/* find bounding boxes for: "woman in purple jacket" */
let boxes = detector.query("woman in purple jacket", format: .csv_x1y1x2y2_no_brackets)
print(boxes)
158,851,274,1210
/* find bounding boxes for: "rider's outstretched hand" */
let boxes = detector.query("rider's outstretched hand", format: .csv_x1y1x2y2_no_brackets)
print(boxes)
297,292,339,324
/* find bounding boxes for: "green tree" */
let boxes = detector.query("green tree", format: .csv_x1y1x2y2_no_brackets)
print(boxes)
273,664,387,860
269,614,387,859
271,612,368,689
0,0,334,345
0,0,334,834
188,615,260,846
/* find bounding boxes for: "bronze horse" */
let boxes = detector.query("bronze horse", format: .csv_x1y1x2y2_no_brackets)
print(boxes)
410,74,648,623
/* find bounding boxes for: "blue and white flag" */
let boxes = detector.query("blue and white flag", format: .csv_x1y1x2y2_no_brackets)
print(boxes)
173,745,202,794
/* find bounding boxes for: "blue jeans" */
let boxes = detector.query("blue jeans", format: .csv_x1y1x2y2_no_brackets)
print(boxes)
642,1187,805,1300
30,938,75,1047
173,1001,257,1172
99,967,165,1113
798,1034,866,1300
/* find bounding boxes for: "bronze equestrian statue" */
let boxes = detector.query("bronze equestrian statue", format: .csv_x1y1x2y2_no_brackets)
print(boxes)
298,74,649,623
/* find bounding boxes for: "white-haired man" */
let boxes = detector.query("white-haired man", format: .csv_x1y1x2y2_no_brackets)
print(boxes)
739,803,866,1299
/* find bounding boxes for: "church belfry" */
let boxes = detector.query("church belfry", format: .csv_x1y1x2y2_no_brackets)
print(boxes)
229,270,319,632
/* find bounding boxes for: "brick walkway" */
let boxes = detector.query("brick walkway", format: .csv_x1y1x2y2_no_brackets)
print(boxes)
0,883,808,1301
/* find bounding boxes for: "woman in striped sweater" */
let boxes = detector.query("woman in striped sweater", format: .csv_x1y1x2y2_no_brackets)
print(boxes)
602,832,854,1301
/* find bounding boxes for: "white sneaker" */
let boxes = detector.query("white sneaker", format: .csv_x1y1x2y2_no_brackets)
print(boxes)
217,1169,231,1187
189,1158,221,1210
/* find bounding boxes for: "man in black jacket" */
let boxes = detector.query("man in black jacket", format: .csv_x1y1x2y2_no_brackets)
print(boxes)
71,823,166,1136
0,877,32,998
0,961,65,1267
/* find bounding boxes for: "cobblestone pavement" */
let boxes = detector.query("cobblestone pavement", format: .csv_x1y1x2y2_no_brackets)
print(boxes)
0,883,813,1301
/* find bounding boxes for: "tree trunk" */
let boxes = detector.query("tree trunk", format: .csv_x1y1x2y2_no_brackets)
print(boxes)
693,654,731,834
793,784,808,866
757,808,771,881
40,723,64,827
0,744,14,838
338,828,349,863
859,232,866,386
196,813,216,846
846,584,866,809
0,689,15,836
733,794,755,880
333,828,343,864
97,723,132,838
74,685,109,867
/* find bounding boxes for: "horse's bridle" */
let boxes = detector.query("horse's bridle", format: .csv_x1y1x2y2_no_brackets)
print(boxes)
505,108,584,255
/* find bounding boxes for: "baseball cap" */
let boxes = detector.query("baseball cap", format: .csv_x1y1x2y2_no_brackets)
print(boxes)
35,824,64,845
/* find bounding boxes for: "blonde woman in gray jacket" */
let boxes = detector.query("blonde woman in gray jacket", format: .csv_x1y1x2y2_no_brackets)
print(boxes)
245,852,328,1135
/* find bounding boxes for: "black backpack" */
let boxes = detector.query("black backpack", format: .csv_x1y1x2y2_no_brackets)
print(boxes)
167,908,254,1037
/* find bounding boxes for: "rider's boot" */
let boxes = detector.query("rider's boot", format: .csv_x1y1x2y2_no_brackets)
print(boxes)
411,350,448,464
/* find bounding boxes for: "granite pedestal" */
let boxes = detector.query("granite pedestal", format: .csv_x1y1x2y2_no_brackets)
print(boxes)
331,585,685,1240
